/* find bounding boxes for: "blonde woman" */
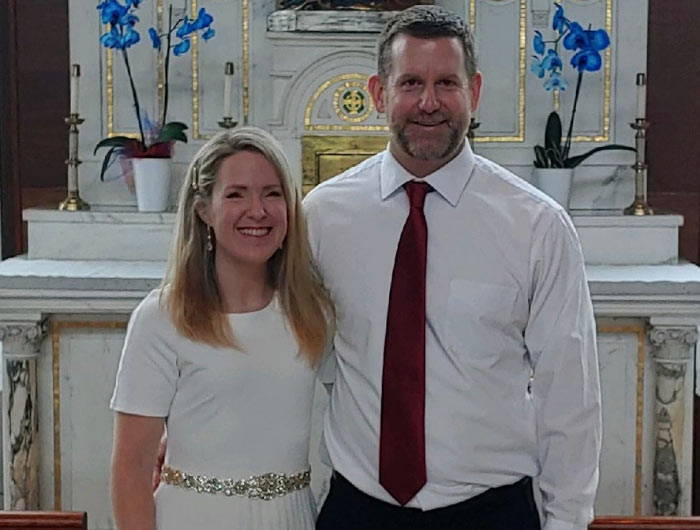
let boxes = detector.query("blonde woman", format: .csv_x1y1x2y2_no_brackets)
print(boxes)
110,126,334,530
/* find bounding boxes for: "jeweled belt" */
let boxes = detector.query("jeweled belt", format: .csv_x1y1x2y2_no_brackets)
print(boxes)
160,465,311,500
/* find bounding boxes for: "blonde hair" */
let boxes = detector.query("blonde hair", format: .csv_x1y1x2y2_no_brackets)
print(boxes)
162,126,334,365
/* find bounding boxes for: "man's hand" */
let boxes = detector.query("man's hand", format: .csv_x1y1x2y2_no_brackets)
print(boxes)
152,431,167,492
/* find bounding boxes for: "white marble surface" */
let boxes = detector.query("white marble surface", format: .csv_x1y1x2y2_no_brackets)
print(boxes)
25,207,176,262
267,9,393,32
22,206,683,264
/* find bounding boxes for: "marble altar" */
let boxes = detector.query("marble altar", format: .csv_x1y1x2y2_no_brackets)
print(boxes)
1,1,695,528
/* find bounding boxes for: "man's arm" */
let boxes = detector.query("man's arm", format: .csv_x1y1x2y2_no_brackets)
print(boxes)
524,211,602,530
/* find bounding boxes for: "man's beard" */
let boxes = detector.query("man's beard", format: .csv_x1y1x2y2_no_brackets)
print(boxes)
393,115,467,161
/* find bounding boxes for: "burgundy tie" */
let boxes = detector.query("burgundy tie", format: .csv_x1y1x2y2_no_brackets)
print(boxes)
379,181,431,505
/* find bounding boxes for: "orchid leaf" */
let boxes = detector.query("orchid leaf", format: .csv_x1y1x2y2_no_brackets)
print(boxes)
564,144,636,168
156,121,188,144
534,145,549,168
93,135,136,155
544,111,562,154
98,146,122,181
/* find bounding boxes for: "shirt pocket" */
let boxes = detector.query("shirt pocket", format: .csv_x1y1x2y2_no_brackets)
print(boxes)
446,278,519,358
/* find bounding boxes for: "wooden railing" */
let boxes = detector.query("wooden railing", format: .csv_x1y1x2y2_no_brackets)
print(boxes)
0,511,86,529
591,517,700,529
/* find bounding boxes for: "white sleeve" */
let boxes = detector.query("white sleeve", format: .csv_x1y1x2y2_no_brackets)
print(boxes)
524,210,602,529
110,294,179,417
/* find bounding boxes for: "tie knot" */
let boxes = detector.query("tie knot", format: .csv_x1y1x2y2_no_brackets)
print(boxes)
404,181,432,209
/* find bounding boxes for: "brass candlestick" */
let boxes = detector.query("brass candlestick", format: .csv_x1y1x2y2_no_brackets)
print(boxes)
623,118,653,216
59,113,90,211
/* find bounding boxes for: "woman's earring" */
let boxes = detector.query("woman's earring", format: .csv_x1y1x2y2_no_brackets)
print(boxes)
206,226,214,252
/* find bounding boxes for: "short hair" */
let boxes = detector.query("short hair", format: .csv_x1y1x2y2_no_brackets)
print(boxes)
377,5,477,80
163,126,333,363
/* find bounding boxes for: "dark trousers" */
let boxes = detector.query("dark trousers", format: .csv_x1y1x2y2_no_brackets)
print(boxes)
316,473,541,530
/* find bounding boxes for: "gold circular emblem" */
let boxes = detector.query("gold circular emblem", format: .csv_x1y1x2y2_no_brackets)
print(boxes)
333,81,373,123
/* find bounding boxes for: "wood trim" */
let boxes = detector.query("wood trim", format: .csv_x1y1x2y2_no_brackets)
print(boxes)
590,516,700,529
0,510,86,528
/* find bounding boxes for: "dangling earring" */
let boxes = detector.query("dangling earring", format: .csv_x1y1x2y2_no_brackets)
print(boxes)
206,226,214,252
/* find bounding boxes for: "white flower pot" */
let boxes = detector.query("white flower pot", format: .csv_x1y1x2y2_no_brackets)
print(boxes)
533,167,574,210
132,158,171,212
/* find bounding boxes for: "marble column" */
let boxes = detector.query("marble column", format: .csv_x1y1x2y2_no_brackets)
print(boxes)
648,324,697,516
0,319,47,510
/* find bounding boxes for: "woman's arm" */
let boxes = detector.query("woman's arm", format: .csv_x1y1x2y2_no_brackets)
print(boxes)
111,412,166,530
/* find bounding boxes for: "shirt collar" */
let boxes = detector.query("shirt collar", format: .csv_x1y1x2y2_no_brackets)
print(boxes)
379,141,476,207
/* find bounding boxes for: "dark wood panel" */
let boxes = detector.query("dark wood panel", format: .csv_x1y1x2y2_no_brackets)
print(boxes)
647,0,700,195
1,0,69,257
0,0,22,259
16,0,69,189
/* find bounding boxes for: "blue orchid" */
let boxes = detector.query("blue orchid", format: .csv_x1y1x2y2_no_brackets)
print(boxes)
95,1,216,180
148,27,161,50
563,22,588,50
119,13,139,27
529,2,633,168
542,49,563,71
552,3,567,34
173,39,191,56
121,27,140,47
544,71,568,91
191,7,214,30
570,49,602,72
100,26,123,49
531,57,546,78
202,27,215,41
176,16,192,38
533,30,545,55
97,0,127,25
586,29,610,51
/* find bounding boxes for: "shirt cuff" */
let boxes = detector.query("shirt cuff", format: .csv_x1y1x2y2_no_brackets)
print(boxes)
543,518,589,530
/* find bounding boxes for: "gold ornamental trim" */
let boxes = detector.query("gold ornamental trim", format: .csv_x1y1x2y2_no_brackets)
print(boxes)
305,73,388,132
333,81,374,123
51,320,128,510
597,322,646,516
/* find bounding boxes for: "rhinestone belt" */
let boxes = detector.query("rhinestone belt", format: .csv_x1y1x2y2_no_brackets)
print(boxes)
160,465,311,501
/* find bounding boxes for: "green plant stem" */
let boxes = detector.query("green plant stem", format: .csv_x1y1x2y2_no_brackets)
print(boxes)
121,47,146,147
563,69,583,159
161,5,174,128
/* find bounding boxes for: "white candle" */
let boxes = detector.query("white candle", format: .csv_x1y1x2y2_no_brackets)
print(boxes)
70,64,80,115
636,73,646,120
224,62,234,118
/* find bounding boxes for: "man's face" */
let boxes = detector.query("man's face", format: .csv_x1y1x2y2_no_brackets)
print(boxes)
369,34,482,176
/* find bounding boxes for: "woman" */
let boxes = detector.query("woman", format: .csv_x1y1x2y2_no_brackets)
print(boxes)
110,126,334,530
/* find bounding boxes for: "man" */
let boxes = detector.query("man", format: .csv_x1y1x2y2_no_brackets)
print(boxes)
304,5,601,530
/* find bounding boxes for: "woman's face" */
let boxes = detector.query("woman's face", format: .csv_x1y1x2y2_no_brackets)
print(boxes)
198,150,288,274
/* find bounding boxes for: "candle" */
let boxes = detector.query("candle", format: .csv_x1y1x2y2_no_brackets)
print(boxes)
636,72,646,120
224,62,234,118
70,64,80,115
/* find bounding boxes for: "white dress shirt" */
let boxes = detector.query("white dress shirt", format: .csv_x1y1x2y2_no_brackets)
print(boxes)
303,143,601,530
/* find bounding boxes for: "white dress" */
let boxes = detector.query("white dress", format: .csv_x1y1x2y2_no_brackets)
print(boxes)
110,289,317,530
